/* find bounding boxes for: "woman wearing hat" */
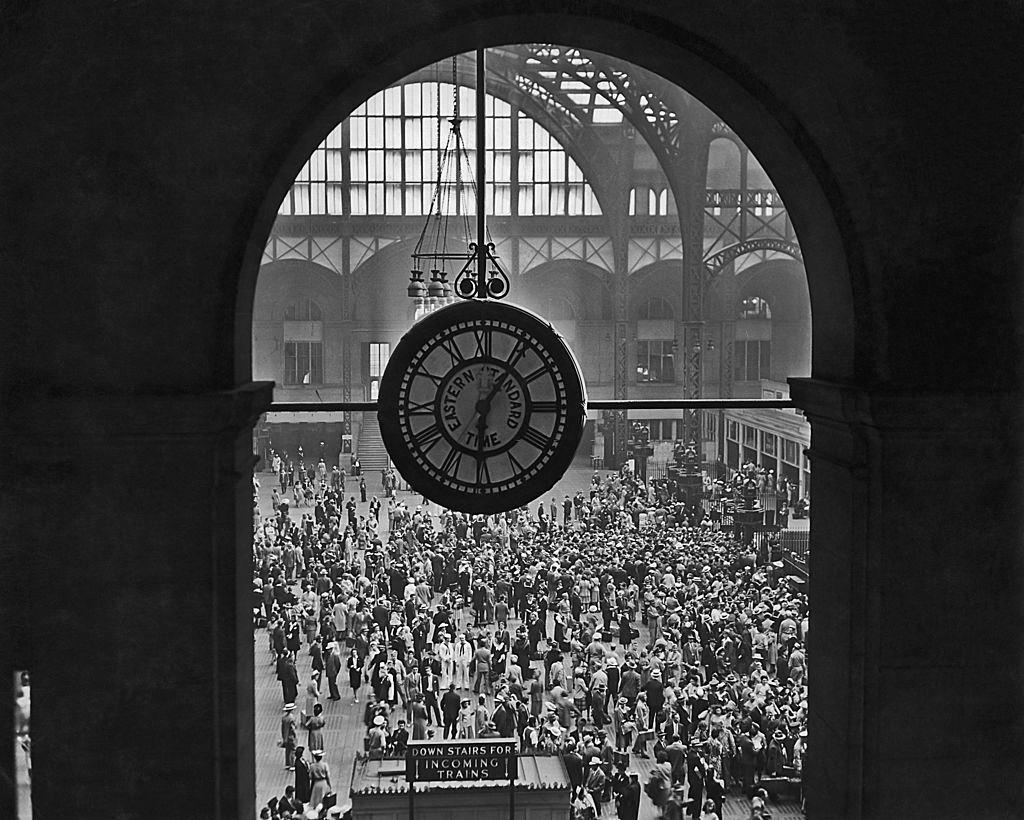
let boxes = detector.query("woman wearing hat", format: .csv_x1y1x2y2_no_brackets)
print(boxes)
307,749,331,809
302,702,326,753
304,672,321,717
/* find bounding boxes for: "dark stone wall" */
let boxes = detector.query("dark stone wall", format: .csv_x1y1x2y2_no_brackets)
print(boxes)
1,2,1022,818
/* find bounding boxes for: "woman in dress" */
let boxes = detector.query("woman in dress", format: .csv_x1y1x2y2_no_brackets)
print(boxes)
347,646,364,703
307,749,331,809
304,671,321,717
302,702,326,753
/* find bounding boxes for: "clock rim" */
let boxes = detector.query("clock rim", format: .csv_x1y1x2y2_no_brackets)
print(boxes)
377,300,587,515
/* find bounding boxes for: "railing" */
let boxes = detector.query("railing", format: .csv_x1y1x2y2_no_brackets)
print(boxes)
778,529,809,566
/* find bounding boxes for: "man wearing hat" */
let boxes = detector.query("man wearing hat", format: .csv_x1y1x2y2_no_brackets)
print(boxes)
603,655,620,711
619,660,641,706
366,712,385,757
766,729,790,776
644,669,665,730
585,757,607,813
280,703,297,770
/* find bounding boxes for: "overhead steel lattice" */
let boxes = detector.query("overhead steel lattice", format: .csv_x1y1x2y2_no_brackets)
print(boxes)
489,44,690,158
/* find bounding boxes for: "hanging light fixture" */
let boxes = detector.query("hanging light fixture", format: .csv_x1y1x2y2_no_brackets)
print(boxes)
407,50,509,316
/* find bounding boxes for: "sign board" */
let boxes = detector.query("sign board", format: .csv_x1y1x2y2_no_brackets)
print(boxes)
406,738,518,783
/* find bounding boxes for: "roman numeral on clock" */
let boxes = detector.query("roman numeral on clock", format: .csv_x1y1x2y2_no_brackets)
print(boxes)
472,326,492,358
476,457,491,484
523,365,548,384
415,367,444,387
505,338,529,370
439,338,464,367
411,423,443,453
407,400,434,416
439,447,463,475
521,426,550,450
507,449,525,473
531,401,558,413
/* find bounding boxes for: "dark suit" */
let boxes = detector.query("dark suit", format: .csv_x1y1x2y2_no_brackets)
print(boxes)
736,733,756,792
422,671,441,724
294,756,311,803
278,657,299,703
618,780,641,820
325,650,342,700
563,751,584,790
440,689,461,738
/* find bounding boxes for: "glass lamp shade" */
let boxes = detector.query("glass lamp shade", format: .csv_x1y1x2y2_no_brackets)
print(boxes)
427,269,445,299
408,270,427,300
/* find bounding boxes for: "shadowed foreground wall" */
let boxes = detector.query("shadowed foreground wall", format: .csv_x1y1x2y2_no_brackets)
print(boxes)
0,2,1021,818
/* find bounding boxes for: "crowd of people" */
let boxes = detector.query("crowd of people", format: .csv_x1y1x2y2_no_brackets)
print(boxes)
253,451,808,820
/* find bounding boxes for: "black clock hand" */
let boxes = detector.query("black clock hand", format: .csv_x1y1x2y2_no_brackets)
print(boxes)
450,367,490,443
475,370,510,421
475,411,488,474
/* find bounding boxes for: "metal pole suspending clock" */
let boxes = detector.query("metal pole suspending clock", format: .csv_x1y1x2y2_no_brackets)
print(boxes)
380,48,587,513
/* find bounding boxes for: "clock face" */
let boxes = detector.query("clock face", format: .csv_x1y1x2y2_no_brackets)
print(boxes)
377,300,586,513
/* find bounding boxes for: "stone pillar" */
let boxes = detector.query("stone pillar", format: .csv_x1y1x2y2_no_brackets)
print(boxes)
1,383,273,820
789,378,1024,819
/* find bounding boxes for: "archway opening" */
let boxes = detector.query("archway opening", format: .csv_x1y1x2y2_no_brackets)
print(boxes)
241,31,852,820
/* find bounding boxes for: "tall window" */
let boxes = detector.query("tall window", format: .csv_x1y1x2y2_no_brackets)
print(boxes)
362,342,391,400
636,340,675,382
279,80,601,217
284,342,323,385
734,340,771,381
636,297,674,382
283,298,324,385
517,113,600,215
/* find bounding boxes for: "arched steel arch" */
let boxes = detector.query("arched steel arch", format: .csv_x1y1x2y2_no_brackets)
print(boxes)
703,237,803,286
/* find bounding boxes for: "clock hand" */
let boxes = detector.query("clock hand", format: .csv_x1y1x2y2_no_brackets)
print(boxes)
451,366,495,444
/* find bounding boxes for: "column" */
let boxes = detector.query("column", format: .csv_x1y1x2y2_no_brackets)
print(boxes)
2,383,273,819
789,378,1023,819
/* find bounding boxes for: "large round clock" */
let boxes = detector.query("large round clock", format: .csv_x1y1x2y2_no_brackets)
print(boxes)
377,300,587,514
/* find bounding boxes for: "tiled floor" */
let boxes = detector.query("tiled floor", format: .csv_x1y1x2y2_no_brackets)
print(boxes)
253,462,805,819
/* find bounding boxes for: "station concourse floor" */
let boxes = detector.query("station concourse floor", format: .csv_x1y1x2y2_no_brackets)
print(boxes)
253,463,805,819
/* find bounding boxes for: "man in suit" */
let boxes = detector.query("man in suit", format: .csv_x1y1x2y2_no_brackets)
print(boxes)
736,728,757,795
562,744,584,791
390,719,410,755
280,704,297,770
293,746,311,806
278,653,299,704
440,683,461,739
472,639,492,695
492,693,517,738
324,641,342,701
604,656,621,710
618,770,642,820
421,664,441,725
278,785,302,816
